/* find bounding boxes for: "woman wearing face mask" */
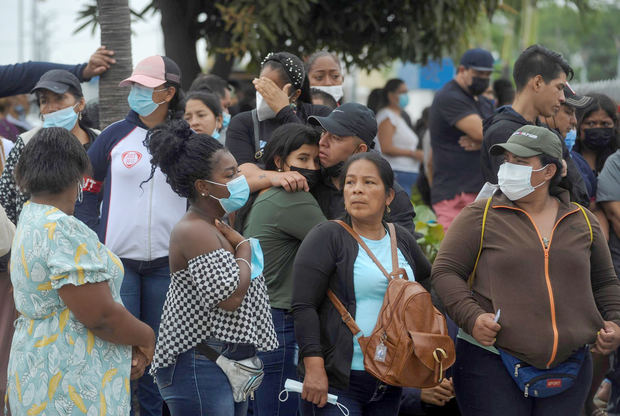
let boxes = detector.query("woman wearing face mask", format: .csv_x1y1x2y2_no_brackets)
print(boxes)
573,93,619,195
305,51,344,104
80,55,187,416
226,51,331,192
0,69,99,224
238,124,326,416
184,91,223,141
292,152,431,415
376,78,423,197
432,125,620,415
144,120,277,415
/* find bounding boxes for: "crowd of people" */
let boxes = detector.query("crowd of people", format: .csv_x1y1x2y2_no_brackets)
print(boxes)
0,40,619,416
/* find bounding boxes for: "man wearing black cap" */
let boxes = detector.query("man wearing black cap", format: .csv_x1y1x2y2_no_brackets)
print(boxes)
481,44,590,206
428,48,495,229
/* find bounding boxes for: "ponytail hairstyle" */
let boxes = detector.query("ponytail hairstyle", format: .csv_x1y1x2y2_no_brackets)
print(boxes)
261,52,312,104
143,119,225,200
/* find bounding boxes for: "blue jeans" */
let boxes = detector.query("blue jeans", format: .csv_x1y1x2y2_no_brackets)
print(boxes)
121,257,171,416
251,308,299,416
156,339,254,415
300,370,402,415
453,338,593,416
393,171,418,198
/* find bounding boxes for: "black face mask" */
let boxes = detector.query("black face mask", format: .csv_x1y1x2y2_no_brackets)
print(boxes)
583,127,615,151
290,166,321,189
469,76,490,96
323,161,345,178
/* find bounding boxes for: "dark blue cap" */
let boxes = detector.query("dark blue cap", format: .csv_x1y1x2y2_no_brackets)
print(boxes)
308,103,377,148
460,48,494,72
31,69,83,96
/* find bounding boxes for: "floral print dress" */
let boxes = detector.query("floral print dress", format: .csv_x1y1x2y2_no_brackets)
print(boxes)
6,202,131,415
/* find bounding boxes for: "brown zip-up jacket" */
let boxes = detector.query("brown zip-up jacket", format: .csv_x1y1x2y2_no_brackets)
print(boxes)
432,188,620,369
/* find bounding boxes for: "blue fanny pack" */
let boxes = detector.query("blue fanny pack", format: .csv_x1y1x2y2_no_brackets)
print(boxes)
498,346,587,398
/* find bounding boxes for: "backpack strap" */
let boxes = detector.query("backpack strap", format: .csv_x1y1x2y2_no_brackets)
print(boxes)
572,202,593,246
251,109,263,160
467,197,492,289
326,220,399,338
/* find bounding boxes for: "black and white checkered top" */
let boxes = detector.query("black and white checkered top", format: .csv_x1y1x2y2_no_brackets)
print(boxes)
150,248,278,373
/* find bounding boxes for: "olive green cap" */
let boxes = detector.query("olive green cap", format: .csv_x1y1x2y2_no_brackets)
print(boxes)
490,125,563,160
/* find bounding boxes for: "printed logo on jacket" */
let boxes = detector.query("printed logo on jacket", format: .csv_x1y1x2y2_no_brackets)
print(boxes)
121,151,143,168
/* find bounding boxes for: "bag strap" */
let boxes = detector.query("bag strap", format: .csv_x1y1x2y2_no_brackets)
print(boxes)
195,342,221,361
332,220,394,281
467,197,492,289
326,220,399,338
572,202,593,246
251,109,263,160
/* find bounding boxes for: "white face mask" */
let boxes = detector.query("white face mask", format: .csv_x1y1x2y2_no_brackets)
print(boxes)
312,85,344,102
497,162,548,201
256,92,276,121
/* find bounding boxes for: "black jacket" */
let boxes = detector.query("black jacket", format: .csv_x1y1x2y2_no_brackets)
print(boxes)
481,106,590,207
226,102,331,166
292,221,431,389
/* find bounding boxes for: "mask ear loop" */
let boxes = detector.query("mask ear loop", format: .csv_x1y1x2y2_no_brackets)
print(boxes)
336,401,350,416
278,389,289,403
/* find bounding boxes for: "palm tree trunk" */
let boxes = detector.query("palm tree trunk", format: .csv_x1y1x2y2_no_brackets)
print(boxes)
97,0,132,129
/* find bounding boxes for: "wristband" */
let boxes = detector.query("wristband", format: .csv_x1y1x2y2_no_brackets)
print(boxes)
235,239,250,251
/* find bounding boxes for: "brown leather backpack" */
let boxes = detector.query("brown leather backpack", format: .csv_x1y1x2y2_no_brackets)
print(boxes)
328,220,455,388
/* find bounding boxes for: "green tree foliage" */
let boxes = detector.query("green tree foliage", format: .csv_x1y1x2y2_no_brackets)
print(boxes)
77,0,499,85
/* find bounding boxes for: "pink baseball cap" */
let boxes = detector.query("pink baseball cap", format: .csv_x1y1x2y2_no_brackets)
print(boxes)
119,55,182,88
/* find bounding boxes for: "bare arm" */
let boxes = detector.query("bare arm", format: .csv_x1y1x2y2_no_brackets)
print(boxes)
240,162,309,193
377,119,423,160
455,113,484,142
58,282,155,354
601,201,620,240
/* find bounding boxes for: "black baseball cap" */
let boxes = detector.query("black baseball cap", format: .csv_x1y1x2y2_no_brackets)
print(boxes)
460,48,494,72
564,82,592,109
308,103,377,148
31,69,83,96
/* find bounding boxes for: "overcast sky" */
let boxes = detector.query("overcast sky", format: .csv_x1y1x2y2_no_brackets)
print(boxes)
0,0,165,66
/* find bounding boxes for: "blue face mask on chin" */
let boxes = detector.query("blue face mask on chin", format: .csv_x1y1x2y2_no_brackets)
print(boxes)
128,84,165,117
212,129,221,140
42,104,79,130
398,93,409,109
205,175,250,213
222,112,231,128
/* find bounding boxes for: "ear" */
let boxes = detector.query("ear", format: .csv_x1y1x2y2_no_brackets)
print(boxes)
216,115,223,130
194,178,209,197
355,143,368,154
290,88,302,103
385,188,395,207
165,86,177,103
76,97,86,113
532,75,544,92
274,155,284,170
544,163,557,180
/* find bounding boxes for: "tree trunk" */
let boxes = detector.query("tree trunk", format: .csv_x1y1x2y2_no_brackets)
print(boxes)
159,0,201,90
97,0,132,129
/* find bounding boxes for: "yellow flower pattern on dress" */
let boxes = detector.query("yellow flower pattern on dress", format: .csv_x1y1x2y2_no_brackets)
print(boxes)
7,203,131,415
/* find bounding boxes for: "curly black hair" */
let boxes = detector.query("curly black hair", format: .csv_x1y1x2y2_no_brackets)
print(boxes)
143,119,225,200
15,127,90,195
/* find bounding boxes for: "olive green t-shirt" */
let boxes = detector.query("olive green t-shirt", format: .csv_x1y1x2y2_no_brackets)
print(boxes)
243,187,326,310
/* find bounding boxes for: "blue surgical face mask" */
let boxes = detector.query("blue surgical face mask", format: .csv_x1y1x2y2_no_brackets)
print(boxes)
248,237,264,280
212,129,221,140
127,84,166,117
42,103,79,130
398,93,409,109
205,175,250,213
564,129,577,152
222,112,231,128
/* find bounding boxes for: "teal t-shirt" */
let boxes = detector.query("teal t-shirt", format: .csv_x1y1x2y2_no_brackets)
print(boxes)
351,231,415,371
